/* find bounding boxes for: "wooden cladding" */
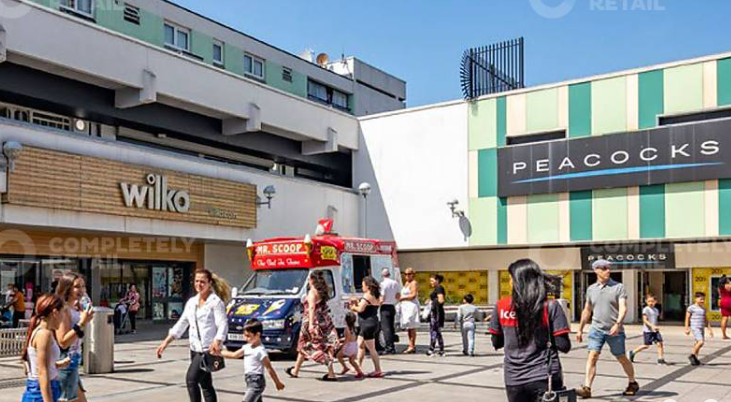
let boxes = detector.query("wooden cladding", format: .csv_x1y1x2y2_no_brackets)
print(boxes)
4,147,257,228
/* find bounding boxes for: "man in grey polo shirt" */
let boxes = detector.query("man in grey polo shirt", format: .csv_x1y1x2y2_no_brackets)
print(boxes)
575,259,638,399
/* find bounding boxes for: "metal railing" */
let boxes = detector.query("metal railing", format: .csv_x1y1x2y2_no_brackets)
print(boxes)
0,328,27,358
460,37,525,100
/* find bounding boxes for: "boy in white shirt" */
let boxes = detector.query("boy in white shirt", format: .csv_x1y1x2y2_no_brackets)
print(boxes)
221,319,285,401
629,294,666,365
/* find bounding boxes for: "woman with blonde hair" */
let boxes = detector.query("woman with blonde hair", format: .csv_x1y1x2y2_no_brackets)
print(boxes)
399,267,420,354
55,273,93,402
21,294,68,402
156,268,229,402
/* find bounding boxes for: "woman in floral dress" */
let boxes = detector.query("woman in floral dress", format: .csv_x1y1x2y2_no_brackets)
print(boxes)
286,271,339,381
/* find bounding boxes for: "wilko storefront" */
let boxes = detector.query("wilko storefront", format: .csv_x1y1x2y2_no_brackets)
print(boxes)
0,146,257,322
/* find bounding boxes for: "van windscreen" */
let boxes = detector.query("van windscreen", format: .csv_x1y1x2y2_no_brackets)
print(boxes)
241,269,308,296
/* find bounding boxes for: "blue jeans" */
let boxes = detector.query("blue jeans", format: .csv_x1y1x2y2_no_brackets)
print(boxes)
22,379,61,402
461,322,475,355
588,328,626,356
58,350,83,401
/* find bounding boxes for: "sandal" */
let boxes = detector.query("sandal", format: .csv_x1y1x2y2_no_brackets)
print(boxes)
319,374,338,382
402,348,416,354
367,371,384,378
285,367,298,378
340,367,350,375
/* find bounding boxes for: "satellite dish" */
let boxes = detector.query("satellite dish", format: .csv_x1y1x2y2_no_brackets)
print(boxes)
459,215,472,240
316,53,330,67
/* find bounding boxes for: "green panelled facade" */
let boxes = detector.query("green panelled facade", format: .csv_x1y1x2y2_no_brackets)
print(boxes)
469,55,731,246
31,0,351,113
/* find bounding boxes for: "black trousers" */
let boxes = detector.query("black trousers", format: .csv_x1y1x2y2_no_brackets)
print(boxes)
505,375,564,402
129,311,137,331
12,311,23,328
187,351,217,402
380,304,396,352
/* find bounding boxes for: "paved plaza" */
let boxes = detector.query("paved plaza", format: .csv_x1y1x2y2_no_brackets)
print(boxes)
1,325,731,402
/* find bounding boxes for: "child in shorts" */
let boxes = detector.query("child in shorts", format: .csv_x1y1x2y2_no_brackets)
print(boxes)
337,312,364,378
630,294,666,365
685,292,714,366
220,319,285,401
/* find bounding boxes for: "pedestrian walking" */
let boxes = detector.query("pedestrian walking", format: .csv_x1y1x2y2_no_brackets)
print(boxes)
350,276,383,377
629,294,666,365
379,268,400,355
398,268,420,354
219,319,285,402
489,259,571,402
685,292,714,365
156,269,230,402
10,284,26,328
719,275,731,340
55,273,94,402
286,271,339,381
123,284,141,334
576,259,639,399
20,294,69,402
336,312,364,378
456,294,478,356
426,274,446,357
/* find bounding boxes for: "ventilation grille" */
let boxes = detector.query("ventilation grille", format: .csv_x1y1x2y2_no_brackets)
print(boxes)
0,103,71,132
282,67,293,83
124,3,140,25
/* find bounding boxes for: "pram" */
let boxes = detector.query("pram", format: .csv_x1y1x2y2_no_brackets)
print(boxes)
113,300,131,335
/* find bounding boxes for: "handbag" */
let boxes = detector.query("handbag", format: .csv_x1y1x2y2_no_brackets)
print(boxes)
539,301,576,402
195,305,225,373
420,300,432,321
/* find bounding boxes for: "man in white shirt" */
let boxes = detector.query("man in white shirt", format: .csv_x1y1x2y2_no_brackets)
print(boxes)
380,269,401,354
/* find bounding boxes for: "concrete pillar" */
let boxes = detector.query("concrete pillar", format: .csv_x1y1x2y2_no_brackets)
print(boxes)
623,270,637,323
488,270,499,305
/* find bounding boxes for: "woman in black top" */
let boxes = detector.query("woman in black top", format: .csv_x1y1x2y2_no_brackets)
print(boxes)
349,276,383,377
428,274,446,356
489,259,571,402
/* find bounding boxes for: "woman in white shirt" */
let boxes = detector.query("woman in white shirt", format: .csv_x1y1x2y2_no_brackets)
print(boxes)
156,269,230,402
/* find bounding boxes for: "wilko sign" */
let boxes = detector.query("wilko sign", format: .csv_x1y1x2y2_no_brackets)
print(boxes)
120,174,190,213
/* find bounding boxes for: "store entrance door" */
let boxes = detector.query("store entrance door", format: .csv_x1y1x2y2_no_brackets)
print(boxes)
638,270,687,322
577,271,624,318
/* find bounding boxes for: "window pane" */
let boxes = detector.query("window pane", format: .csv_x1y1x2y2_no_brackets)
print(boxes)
254,60,263,77
164,25,175,45
333,91,348,108
213,44,223,63
78,0,92,14
244,55,252,73
177,30,188,50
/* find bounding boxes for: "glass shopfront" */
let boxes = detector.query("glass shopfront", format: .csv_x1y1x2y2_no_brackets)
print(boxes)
98,260,192,321
1,257,90,305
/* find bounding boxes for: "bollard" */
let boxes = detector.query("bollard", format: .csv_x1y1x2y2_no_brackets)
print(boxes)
83,307,114,374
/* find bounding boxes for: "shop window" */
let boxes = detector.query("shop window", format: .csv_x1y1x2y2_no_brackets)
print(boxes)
711,276,722,312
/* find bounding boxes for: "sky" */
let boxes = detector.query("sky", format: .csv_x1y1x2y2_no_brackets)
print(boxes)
172,0,731,107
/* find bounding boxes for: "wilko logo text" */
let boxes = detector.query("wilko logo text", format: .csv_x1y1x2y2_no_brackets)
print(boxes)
120,174,190,213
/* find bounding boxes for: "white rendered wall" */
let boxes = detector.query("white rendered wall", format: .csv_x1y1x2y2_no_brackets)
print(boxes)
355,103,469,250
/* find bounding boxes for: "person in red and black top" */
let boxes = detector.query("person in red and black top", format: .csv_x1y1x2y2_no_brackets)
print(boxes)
720,275,731,340
489,259,571,402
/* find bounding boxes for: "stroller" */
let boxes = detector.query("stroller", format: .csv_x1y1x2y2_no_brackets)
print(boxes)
113,300,131,335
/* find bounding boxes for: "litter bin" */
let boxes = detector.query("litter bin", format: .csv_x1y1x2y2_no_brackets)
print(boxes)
83,307,114,374
556,299,571,324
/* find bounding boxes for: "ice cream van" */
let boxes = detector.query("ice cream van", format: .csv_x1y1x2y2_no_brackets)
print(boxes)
225,221,400,353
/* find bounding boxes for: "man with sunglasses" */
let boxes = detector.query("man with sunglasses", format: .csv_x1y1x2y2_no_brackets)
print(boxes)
576,259,639,399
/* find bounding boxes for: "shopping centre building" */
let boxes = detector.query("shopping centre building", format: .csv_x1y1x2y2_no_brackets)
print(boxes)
0,0,404,320
357,51,731,323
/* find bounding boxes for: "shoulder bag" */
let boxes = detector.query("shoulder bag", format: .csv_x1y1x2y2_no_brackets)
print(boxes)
195,304,226,373
539,301,576,402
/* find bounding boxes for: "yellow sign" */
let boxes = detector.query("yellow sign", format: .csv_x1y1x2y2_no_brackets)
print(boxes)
235,304,260,316
691,268,731,322
321,246,338,261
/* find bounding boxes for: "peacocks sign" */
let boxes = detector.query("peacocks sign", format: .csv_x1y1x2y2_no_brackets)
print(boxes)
497,118,731,197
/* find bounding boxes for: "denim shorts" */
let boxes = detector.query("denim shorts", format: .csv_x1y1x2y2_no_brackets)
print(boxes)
588,328,626,356
58,351,84,401
22,379,61,402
